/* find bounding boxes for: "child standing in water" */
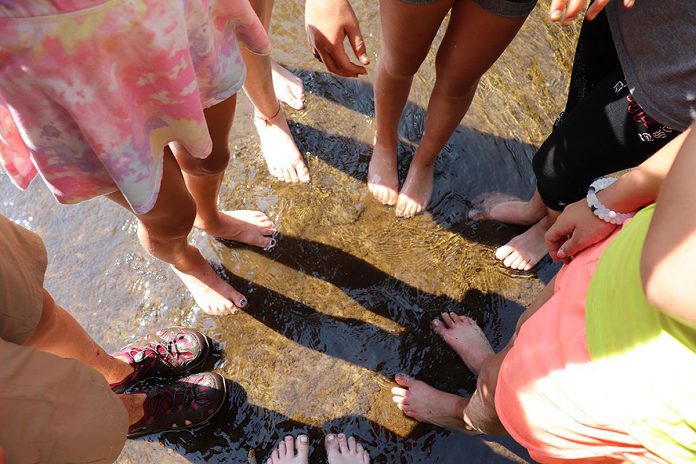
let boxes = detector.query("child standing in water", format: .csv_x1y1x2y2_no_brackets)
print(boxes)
306,0,537,217
0,0,274,315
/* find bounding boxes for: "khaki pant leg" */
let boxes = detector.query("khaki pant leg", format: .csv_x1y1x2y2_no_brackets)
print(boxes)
0,339,128,464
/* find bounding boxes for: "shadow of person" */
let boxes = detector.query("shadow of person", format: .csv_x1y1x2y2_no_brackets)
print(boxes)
137,377,531,464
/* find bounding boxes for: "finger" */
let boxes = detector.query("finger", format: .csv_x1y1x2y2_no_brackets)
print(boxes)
346,23,370,65
549,0,568,21
331,44,367,77
318,51,350,78
585,0,610,20
562,0,590,22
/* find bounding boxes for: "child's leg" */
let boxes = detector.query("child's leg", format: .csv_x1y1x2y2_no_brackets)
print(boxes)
108,148,248,315
370,0,454,206
171,94,277,249
23,290,133,385
241,0,310,184
395,0,527,218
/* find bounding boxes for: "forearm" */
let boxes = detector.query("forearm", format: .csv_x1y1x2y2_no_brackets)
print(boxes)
598,129,690,212
641,125,696,324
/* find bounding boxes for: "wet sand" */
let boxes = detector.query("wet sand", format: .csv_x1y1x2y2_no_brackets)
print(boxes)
0,1,578,462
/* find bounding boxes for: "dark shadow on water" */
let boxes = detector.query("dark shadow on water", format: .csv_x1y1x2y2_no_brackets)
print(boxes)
284,68,556,279
141,379,531,463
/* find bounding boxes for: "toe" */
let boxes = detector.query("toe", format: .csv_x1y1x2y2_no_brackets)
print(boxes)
337,433,349,454
495,245,515,261
296,434,309,459
363,450,370,463
288,166,300,183
325,434,340,458
387,189,398,206
394,373,414,387
431,319,447,337
502,251,520,268
348,436,357,453
227,289,247,313
272,449,280,462
278,441,287,458
391,386,408,397
285,435,295,456
296,161,310,183
441,312,455,328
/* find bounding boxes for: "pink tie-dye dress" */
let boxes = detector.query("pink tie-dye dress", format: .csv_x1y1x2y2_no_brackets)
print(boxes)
0,0,269,213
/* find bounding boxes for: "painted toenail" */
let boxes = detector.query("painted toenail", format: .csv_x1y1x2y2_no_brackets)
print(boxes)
299,435,308,443
239,299,247,307
264,238,277,251
327,434,336,441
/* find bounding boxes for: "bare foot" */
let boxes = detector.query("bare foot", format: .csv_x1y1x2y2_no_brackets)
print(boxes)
266,435,310,464
172,246,248,315
254,107,310,183
196,210,277,249
495,216,550,271
431,313,495,375
368,140,399,206
391,374,469,430
325,433,370,464
395,161,434,218
272,61,305,110
468,192,546,226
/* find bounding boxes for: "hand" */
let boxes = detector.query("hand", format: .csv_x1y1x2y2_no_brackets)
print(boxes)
545,199,618,262
549,0,635,25
305,0,369,78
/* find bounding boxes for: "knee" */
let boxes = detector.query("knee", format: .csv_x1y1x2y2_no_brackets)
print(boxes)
30,291,59,341
183,146,230,177
140,192,197,242
434,54,478,98
379,50,424,80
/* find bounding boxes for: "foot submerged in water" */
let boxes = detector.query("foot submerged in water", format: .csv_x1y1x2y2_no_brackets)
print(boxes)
391,373,469,430
265,433,370,464
431,313,495,375
272,61,305,111
255,106,310,184
368,140,399,206
495,216,550,271
395,161,434,218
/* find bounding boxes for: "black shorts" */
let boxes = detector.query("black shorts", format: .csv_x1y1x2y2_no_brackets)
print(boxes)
532,11,680,211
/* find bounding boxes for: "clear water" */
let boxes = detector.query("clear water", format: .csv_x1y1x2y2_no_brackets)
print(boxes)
0,1,578,462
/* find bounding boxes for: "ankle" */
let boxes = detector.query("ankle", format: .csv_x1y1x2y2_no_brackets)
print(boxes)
120,393,147,427
106,355,135,385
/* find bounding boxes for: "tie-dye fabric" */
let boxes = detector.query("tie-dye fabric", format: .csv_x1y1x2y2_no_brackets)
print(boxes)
0,0,269,214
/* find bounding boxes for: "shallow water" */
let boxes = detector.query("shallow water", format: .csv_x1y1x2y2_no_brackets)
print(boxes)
0,1,578,462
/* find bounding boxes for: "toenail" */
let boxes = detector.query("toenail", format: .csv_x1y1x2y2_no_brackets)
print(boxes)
338,433,345,439
327,434,335,441
264,238,277,251
299,435,308,443
238,299,247,307
432,319,441,325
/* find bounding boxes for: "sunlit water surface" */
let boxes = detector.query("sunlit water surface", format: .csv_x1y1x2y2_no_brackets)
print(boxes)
0,1,579,462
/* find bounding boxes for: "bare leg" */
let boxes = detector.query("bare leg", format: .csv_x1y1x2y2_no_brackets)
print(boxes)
119,393,147,427
469,189,547,226
396,0,528,218
495,208,561,270
24,290,133,384
241,0,309,183
171,95,277,249
107,150,248,315
370,0,453,206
